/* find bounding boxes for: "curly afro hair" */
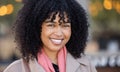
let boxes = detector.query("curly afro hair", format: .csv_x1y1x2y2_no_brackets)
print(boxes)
14,0,88,61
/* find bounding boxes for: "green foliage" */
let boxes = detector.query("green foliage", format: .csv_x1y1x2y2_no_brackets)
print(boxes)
90,0,120,33
0,0,22,25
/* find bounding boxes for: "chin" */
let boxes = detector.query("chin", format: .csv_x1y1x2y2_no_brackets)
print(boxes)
50,46,63,51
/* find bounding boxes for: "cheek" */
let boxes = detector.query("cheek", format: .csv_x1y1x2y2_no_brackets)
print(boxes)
68,32,71,39
40,30,50,47
41,28,53,41
64,29,71,39
41,28,47,41
41,30,48,38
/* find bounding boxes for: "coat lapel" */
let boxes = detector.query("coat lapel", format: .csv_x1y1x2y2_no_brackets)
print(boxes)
66,53,88,72
28,53,88,72
29,59,46,72
66,53,80,72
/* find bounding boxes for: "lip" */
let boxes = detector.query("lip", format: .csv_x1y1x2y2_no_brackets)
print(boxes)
50,38,63,45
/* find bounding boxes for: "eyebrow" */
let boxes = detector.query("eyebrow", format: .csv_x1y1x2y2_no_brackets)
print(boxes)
44,20,55,23
44,20,70,23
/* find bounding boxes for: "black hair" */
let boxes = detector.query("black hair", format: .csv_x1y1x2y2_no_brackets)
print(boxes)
14,0,88,61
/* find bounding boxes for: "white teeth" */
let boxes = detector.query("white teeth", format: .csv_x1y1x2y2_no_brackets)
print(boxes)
51,39,62,44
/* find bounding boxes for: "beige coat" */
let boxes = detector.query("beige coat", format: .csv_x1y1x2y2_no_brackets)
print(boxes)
4,53,97,72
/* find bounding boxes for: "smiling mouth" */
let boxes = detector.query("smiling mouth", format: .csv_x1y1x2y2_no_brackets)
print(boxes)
50,39,63,45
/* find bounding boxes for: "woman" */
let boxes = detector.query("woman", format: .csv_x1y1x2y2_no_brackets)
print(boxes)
4,0,97,72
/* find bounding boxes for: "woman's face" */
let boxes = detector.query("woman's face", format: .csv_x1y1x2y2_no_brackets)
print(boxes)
41,13,71,52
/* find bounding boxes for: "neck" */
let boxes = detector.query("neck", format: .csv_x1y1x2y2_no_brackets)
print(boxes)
43,49,58,64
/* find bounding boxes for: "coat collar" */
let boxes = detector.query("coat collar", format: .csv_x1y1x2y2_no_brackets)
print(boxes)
29,59,46,72
66,53,88,72
28,53,88,72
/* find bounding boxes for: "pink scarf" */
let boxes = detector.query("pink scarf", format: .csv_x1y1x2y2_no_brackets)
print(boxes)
37,46,67,72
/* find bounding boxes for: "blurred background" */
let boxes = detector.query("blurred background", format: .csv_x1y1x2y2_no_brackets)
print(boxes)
0,0,120,72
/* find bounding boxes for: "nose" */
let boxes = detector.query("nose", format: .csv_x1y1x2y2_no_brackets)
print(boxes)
54,26,63,37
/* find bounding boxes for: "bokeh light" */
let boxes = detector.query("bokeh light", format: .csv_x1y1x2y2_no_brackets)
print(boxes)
115,2,120,14
6,4,14,15
89,2,103,17
0,6,7,16
89,4,98,16
103,0,112,10
15,0,22,2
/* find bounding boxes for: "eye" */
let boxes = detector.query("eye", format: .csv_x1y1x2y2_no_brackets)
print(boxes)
46,23,55,28
61,23,71,28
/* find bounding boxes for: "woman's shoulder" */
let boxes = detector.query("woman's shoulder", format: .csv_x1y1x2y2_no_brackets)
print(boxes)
67,53,90,63
77,55,91,65
3,59,23,72
67,53,97,72
77,55,97,72
67,53,90,65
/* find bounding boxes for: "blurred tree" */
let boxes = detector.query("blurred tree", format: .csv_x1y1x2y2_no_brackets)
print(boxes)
0,0,22,26
89,0,120,39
